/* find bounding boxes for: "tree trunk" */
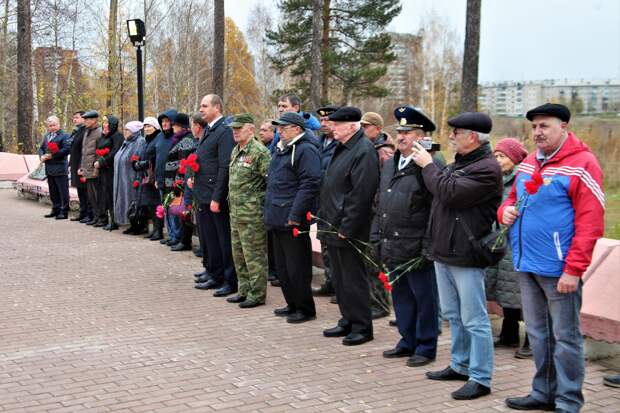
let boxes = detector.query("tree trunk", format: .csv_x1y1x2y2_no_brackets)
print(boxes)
320,0,330,103
460,0,481,112
106,0,118,112
0,0,9,150
17,0,34,154
309,0,322,110
212,0,224,97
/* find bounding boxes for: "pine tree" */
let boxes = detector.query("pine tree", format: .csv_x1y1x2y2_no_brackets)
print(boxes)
267,0,401,106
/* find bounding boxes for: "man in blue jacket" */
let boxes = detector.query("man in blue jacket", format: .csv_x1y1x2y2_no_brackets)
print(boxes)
39,115,72,220
264,112,322,324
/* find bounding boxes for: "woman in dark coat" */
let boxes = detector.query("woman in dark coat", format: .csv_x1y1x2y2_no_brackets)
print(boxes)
133,116,164,240
114,121,145,232
95,115,124,230
486,137,531,358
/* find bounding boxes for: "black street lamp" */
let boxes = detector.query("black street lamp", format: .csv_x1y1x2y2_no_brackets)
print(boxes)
127,19,146,121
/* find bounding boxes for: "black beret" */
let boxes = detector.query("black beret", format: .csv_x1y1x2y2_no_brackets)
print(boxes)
394,105,436,132
447,112,492,134
272,111,305,129
526,103,571,122
328,106,362,122
316,105,340,117
82,110,99,119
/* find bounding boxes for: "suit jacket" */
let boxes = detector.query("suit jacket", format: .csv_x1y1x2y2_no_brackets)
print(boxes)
193,117,235,205
69,125,86,187
38,130,71,176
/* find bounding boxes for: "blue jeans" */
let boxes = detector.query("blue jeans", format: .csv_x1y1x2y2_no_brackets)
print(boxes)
160,189,181,242
435,262,494,387
519,273,584,412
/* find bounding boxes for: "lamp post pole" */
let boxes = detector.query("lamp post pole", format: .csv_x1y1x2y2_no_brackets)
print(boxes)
136,45,144,121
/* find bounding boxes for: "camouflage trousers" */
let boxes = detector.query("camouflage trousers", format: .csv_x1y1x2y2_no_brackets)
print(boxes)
230,219,268,303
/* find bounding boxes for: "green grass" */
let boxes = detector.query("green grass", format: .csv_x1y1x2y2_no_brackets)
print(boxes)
605,188,620,239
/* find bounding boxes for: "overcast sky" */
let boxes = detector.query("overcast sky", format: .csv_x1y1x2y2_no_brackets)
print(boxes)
225,0,620,83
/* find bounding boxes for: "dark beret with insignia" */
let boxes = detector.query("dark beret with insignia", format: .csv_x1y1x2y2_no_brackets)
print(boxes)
447,112,492,134
82,110,99,119
316,105,340,117
393,105,436,132
525,103,571,123
327,106,362,122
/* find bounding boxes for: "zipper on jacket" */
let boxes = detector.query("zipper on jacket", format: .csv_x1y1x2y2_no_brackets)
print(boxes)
516,201,527,270
553,231,563,260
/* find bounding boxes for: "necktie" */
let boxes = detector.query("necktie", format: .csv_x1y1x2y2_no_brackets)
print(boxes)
399,157,407,170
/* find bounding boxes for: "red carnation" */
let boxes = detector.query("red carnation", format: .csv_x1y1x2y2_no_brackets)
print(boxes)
187,153,198,163
178,164,187,175
132,180,140,188
95,148,110,157
174,179,184,186
130,154,140,162
384,283,393,292
378,272,388,283
306,211,312,222
79,176,86,183
189,161,200,172
47,142,59,154
524,170,544,195
292,228,300,237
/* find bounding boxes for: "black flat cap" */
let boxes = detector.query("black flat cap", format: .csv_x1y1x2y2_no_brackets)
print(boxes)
316,104,340,117
82,110,99,119
394,105,436,132
272,111,305,129
328,106,362,122
526,103,571,122
448,112,492,134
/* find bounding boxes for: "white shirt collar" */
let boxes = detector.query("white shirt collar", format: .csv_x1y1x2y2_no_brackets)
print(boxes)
277,132,305,151
208,115,223,129
398,153,414,170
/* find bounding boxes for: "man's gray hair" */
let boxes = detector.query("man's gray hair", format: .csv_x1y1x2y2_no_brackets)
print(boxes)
475,132,490,143
46,115,60,125
191,112,208,128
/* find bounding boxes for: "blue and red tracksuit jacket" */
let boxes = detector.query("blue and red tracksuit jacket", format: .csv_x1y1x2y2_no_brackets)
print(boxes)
498,132,604,277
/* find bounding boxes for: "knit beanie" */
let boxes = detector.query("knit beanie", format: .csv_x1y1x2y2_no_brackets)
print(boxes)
494,137,528,164
124,121,144,134
143,116,161,130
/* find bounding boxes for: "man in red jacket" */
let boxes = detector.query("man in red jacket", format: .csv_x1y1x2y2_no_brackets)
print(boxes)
499,103,604,413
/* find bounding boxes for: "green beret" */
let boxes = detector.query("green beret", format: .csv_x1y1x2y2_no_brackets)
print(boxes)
230,113,255,128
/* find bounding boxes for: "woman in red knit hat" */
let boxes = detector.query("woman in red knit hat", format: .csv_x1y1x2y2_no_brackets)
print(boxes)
486,137,532,359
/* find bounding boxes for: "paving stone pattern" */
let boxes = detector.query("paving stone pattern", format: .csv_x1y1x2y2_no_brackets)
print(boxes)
0,189,618,412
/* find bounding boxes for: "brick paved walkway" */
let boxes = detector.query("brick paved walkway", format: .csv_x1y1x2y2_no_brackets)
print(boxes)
1,189,618,412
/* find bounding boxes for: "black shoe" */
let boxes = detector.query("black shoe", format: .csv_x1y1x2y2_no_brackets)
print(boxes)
80,216,92,223
71,215,85,221
93,220,107,227
515,345,533,359
451,380,490,400
195,279,221,290
144,231,155,239
149,233,163,241
55,214,68,220
44,211,59,218
312,284,335,297
323,325,350,337
122,226,136,234
407,354,435,367
343,333,373,346
494,336,519,348
426,366,469,381
371,308,390,320
286,312,316,324
270,279,281,287
330,296,338,304
106,223,119,231
226,294,246,303
213,285,237,297
85,219,98,225
555,409,570,413
388,319,397,327
195,274,211,283
239,300,264,309
160,238,170,244
603,374,620,388
505,395,555,411
194,249,203,257
194,270,208,277
274,306,294,317
267,272,278,282
170,243,191,251
383,347,413,358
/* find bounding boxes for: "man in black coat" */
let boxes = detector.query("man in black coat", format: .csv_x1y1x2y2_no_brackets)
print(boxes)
312,104,339,298
318,106,380,346
264,112,322,324
68,111,92,222
191,94,237,297
412,112,502,400
374,105,440,367
39,115,72,220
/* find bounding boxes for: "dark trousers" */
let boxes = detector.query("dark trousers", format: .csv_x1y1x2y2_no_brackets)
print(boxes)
86,178,104,220
47,174,69,213
271,229,315,317
267,230,278,278
320,243,332,287
76,186,92,218
327,244,372,336
196,203,236,287
98,170,114,221
392,265,439,359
